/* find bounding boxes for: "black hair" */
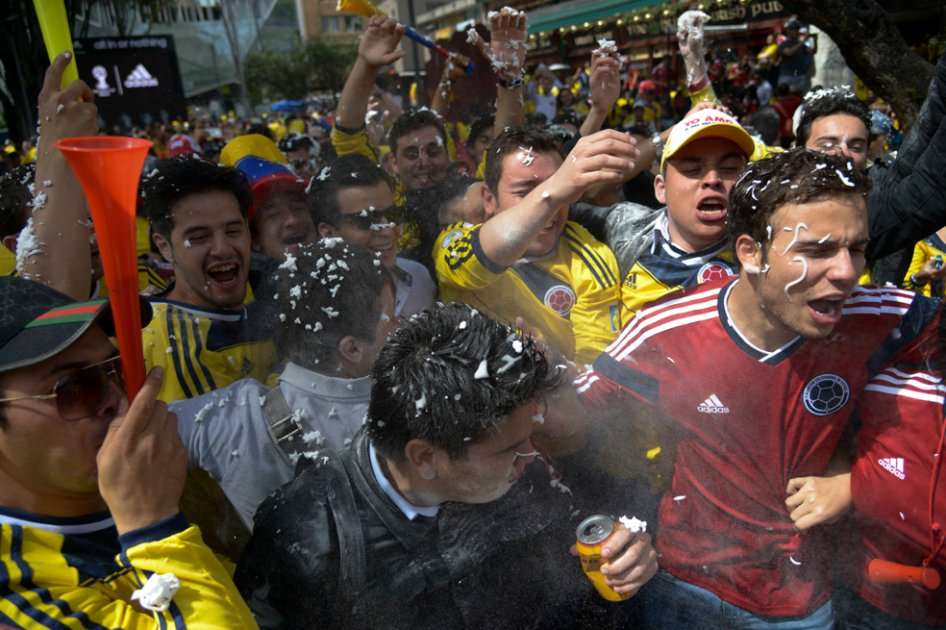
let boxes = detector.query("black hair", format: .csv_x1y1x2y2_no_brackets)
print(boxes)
795,88,871,147
269,240,392,370
0,165,34,239
748,107,781,146
466,115,495,153
728,148,871,251
141,156,252,240
307,154,393,228
484,128,560,194
367,303,561,461
388,109,447,154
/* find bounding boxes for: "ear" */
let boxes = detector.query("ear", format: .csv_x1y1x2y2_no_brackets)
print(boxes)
1,234,18,253
152,232,174,264
336,335,364,367
654,172,667,205
735,233,763,274
482,183,499,219
403,439,438,480
317,222,338,239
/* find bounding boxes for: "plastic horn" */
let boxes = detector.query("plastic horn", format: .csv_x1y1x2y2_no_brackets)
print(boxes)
338,0,474,75
56,137,152,397
32,0,79,87
867,559,941,590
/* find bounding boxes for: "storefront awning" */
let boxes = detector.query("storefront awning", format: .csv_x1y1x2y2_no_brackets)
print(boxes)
527,0,663,35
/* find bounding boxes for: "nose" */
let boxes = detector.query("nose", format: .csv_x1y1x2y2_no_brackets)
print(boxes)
701,167,723,188
827,247,860,285
96,377,125,419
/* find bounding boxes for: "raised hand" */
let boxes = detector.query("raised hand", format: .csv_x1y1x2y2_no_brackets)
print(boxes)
37,52,97,157
476,7,527,79
358,16,405,69
543,130,639,208
589,51,621,114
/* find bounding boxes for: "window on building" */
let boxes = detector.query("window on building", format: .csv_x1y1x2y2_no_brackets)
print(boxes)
322,16,340,32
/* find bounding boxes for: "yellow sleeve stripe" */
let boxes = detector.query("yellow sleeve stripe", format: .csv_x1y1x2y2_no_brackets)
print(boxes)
0,525,102,629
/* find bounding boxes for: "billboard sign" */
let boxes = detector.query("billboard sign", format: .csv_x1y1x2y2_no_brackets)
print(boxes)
73,36,186,129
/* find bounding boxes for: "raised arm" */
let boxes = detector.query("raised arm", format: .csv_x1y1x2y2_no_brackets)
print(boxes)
335,16,404,132
18,52,97,300
580,49,621,137
477,130,638,267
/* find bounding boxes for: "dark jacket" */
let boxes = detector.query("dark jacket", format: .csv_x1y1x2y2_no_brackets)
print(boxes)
234,431,603,629
866,52,946,263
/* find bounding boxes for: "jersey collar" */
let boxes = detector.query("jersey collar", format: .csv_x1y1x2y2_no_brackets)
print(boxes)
0,506,115,535
654,212,731,263
718,280,804,365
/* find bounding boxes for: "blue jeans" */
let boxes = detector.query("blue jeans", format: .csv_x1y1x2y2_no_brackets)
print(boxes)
639,570,834,629
834,584,946,630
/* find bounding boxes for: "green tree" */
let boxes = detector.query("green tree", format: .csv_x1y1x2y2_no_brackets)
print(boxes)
245,38,356,104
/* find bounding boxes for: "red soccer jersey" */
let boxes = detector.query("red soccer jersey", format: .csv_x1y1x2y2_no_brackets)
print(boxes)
576,278,934,617
846,359,946,625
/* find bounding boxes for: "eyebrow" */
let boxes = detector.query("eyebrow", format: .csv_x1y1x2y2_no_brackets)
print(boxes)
795,238,869,248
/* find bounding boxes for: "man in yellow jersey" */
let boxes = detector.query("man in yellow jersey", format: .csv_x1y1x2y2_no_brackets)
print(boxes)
332,16,450,199
0,276,256,628
142,157,275,402
435,127,636,364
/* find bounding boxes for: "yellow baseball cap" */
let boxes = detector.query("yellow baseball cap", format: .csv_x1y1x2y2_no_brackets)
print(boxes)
660,108,755,171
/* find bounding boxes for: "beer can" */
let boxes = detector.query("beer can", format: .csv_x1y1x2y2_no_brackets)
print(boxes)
575,514,631,602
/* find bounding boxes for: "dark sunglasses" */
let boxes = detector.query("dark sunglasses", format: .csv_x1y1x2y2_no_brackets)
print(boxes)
338,205,399,231
0,355,124,421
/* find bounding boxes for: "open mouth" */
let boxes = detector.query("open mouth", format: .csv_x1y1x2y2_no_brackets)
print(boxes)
206,262,240,286
807,297,845,325
282,234,308,247
696,198,728,222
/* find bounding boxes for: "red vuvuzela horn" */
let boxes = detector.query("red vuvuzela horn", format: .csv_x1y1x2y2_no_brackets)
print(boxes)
57,136,151,397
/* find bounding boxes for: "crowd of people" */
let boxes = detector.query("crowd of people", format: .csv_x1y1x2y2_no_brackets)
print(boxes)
1,5,946,629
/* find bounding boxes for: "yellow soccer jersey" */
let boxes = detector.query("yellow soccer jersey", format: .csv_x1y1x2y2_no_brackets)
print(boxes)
0,510,257,629
622,218,737,318
904,234,946,297
143,299,276,402
435,221,623,364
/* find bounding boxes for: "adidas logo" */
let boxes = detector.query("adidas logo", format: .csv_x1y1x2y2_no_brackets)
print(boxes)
125,64,158,88
878,457,905,480
697,394,730,414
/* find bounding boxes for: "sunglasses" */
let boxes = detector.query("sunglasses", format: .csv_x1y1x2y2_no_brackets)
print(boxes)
338,205,399,231
0,355,124,421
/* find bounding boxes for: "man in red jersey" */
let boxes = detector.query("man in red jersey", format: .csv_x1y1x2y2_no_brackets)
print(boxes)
787,315,946,629
569,148,939,628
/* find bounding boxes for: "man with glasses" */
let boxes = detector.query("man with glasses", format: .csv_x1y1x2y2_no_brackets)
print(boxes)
0,276,256,627
310,154,435,318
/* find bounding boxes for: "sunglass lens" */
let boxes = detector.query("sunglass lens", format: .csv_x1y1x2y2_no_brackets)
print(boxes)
55,365,115,420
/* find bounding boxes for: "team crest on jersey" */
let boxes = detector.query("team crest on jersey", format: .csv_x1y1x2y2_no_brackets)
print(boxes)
441,229,465,249
802,373,850,416
544,284,576,318
697,261,734,283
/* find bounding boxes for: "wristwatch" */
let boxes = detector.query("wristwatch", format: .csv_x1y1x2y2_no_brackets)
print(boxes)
497,74,524,90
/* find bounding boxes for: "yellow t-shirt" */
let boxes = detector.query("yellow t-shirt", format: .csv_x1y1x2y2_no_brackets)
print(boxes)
143,298,276,402
903,235,946,297
434,221,623,364
0,519,256,628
